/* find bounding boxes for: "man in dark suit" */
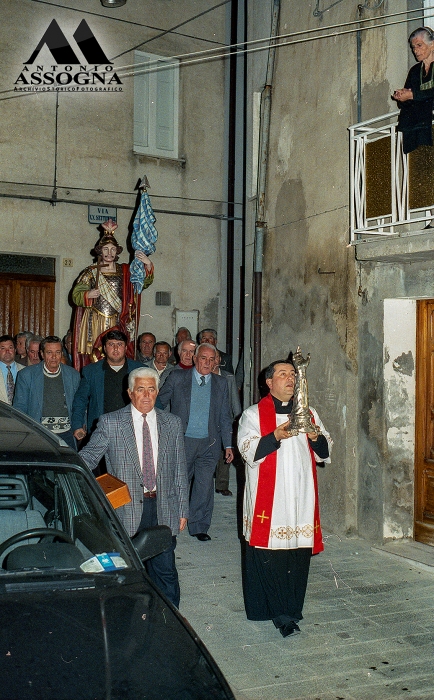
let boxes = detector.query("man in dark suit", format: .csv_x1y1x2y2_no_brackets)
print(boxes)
212,350,242,496
198,328,234,374
137,332,156,364
79,367,189,608
158,343,233,541
0,335,25,404
71,330,142,442
143,340,174,387
13,335,80,449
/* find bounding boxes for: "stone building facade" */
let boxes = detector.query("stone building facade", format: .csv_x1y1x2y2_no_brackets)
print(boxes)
0,0,230,345
243,0,434,545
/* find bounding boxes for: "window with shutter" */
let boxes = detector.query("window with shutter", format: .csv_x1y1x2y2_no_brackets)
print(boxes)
425,0,434,24
133,50,179,159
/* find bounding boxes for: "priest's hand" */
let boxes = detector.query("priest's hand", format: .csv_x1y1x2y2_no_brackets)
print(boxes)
274,421,292,441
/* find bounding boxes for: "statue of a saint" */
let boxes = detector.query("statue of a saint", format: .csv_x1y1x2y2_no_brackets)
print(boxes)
287,346,321,436
71,220,153,370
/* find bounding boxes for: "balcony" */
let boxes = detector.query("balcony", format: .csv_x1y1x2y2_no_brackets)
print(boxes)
349,112,434,262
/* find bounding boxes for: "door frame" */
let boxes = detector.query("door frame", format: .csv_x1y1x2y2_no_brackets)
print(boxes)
0,273,55,338
414,299,434,545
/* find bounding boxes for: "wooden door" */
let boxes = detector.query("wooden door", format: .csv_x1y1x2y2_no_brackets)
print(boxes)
0,275,55,338
415,299,434,545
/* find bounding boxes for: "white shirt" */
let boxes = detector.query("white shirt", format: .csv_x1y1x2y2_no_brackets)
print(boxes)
131,404,158,488
152,359,166,377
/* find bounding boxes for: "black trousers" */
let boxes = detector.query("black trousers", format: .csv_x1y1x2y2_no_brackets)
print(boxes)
243,544,312,623
136,498,180,608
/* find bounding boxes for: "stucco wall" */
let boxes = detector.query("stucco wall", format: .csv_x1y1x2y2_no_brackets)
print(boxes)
247,0,363,534
245,0,421,539
357,263,434,543
0,0,227,345
384,298,416,541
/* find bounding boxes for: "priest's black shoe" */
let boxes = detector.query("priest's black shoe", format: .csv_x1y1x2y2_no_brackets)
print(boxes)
216,489,232,496
194,533,211,541
279,622,301,638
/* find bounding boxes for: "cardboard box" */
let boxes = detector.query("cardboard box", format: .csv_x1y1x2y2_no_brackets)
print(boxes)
96,473,131,509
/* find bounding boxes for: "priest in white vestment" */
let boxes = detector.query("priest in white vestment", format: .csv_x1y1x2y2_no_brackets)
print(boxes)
238,358,332,638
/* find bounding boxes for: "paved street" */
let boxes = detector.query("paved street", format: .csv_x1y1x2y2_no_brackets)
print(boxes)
176,469,434,700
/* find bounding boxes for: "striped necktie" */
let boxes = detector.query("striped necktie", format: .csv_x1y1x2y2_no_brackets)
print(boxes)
200,375,206,386
142,413,156,492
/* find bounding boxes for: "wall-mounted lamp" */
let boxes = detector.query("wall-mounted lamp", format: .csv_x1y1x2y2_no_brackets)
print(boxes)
101,0,127,7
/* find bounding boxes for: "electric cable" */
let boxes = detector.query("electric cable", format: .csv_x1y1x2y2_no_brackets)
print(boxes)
0,179,242,206
28,0,226,46
114,5,425,76
112,0,232,60
1,7,426,100
118,10,426,79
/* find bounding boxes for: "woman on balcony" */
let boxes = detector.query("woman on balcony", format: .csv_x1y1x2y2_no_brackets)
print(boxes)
393,27,434,154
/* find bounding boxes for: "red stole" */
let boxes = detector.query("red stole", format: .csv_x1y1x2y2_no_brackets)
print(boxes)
250,393,324,553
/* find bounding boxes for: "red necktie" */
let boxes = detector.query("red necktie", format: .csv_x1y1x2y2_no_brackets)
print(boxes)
142,414,155,492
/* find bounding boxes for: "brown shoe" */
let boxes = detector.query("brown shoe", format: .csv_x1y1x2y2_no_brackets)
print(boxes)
216,489,232,496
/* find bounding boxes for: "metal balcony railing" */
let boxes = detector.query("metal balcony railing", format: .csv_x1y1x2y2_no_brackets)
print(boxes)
349,111,434,242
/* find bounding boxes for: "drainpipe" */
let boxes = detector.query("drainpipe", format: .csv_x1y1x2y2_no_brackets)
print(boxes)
252,0,280,403
356,5,363,123
225,0,238,362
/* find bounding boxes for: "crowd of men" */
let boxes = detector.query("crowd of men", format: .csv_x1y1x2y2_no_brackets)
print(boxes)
0,326,240,607
0,325,332,638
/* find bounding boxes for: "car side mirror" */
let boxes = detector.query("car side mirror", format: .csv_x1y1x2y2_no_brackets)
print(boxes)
132,525,172,561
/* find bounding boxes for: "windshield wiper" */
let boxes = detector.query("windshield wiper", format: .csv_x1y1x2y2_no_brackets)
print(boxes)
4,577,96,593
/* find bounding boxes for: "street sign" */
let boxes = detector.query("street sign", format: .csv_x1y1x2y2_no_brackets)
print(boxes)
88,205,117,225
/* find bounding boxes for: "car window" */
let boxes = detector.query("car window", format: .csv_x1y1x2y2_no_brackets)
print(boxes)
0,467,135,573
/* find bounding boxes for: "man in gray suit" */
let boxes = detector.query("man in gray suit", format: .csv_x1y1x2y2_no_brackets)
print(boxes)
158,343,233,541
79,367,189,608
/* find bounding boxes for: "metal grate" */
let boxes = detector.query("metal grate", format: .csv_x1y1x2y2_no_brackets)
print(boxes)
155,291,171,306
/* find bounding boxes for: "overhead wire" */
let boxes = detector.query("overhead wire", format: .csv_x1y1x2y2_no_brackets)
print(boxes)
0,0,424,213
0,190,242,221
1,6,426,101
114,5,425,75
0,179,242,206
118,7,426,79
28,0,226,46
112,0,232,60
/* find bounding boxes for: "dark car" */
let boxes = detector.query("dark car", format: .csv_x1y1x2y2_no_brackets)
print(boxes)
0,402,235,700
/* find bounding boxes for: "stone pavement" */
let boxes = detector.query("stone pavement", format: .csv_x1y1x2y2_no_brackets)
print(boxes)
176,469,434,700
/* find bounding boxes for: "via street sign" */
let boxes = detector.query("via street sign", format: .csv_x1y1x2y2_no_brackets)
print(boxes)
88,205,117,225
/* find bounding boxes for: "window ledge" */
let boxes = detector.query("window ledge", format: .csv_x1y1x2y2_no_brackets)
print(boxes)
354,229,434,263
133,151,186,168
